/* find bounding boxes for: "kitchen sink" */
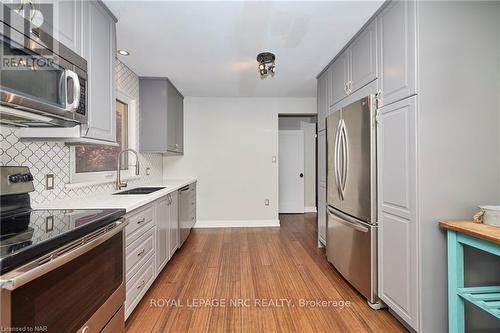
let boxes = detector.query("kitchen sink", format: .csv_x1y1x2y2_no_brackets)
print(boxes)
112,187,166,195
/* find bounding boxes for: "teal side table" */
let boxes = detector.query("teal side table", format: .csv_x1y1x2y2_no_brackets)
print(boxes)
440,221,500,332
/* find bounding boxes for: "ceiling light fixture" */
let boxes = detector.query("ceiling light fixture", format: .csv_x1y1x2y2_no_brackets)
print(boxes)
117,49,130,56
257,52,276,79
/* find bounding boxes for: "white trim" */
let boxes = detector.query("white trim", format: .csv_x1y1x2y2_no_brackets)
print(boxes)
305,206,317,213
193,220,280,228
69,88,138,185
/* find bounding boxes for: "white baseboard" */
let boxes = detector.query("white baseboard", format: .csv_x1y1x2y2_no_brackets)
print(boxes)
305,206,317,213
193,219,280,228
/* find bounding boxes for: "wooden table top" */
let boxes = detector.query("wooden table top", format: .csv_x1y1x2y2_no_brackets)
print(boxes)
439,221,500,245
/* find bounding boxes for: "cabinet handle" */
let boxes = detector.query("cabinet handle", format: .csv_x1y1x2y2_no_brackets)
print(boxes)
137,218,146,225
137,248,145,257
137,280,146,289
344,82,348,95
348,81,353,94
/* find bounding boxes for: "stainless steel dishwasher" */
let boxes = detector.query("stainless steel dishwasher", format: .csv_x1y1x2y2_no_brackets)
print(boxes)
179,183,196,247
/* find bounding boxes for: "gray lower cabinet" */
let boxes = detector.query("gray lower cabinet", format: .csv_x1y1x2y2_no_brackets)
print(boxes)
318,184,327,245
156,192,179,274
169,192,179,257
124,203,156,319
139,78,184,154
124,187,193,319
317,130,327,245
377,95,418,328
155,196,170,273
377,0,416,107
81,1,117,142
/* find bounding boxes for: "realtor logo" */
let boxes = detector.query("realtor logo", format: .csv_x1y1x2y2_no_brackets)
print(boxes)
1,1,56,70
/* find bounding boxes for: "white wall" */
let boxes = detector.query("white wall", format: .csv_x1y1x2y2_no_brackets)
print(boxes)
163,97,314,227
276,97,317,115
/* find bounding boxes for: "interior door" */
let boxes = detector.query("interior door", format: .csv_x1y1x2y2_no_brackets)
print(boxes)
279,130,305,213
339,97,373,223
326,110,342,209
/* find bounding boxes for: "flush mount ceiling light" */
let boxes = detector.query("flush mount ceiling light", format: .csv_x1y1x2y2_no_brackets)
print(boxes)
257,52,276,79
117,49,130,56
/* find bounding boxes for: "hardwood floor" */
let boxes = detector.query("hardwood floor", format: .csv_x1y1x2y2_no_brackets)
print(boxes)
126,214,407,333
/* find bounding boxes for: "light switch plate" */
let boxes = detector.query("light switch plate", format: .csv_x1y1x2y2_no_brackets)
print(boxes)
265,199,270,206
272,156,277,163
45,174,54,190
146,168,151,176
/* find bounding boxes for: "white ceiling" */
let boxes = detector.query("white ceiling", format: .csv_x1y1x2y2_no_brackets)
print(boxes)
105,1,384,97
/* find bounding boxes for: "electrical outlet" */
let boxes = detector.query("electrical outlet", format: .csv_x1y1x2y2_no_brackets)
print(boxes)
146,168,151,176
45,174,54,190
265,199,270,206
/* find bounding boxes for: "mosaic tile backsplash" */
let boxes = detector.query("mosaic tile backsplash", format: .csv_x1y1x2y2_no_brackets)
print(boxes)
0,60,164,204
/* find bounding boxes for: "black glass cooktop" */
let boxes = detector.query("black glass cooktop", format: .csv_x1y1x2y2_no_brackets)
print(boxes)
0,208,125,274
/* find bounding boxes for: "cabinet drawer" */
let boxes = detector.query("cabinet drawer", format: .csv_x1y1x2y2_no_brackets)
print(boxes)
126,205,154,243
126,228,155,281
125,256,155,319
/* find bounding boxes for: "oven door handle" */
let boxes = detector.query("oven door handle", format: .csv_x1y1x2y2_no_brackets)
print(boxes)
0,219,127,291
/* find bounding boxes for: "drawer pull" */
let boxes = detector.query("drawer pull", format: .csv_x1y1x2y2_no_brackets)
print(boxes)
137,249,145,257
137,280,146,289
137,218,146,225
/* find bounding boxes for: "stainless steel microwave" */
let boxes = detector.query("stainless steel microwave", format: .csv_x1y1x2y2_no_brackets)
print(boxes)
0,5,87,127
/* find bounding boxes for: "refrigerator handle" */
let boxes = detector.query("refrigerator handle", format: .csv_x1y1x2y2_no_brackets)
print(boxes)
334,119,343,200
327,206,369,233
340,120,349,198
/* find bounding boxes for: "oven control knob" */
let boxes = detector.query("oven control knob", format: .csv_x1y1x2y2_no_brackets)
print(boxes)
21,174,31,182
9,174,21,183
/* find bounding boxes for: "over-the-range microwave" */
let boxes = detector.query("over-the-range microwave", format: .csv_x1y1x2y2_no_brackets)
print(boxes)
0,4,87,127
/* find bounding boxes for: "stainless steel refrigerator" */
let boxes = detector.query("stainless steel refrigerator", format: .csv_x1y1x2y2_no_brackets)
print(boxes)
326,95,380,307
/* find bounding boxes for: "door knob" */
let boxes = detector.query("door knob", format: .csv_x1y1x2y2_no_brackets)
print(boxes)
299,173,304,178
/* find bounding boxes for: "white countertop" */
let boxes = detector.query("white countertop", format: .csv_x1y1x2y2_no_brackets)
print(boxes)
33,179,196,213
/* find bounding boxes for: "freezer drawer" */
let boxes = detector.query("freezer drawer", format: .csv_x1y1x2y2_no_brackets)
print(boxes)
326,206,377,304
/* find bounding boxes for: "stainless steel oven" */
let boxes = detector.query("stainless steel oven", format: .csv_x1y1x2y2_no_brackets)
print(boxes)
0,220,127,333
0,4,87,127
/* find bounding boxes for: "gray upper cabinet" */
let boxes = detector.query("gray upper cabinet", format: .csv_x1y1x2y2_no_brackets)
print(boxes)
328,53,349,107
26,0,83,55
317,71,328,131
349,19,377,93
54,0,83,55
377,0,416,106
81,1,117,142
139,78,184,154
328,19,377,108
167,82,184,153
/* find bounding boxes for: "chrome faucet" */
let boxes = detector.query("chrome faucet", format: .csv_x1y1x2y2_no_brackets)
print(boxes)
116,149,140,190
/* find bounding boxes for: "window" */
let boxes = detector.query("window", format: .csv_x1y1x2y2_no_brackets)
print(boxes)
70,91,137,184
